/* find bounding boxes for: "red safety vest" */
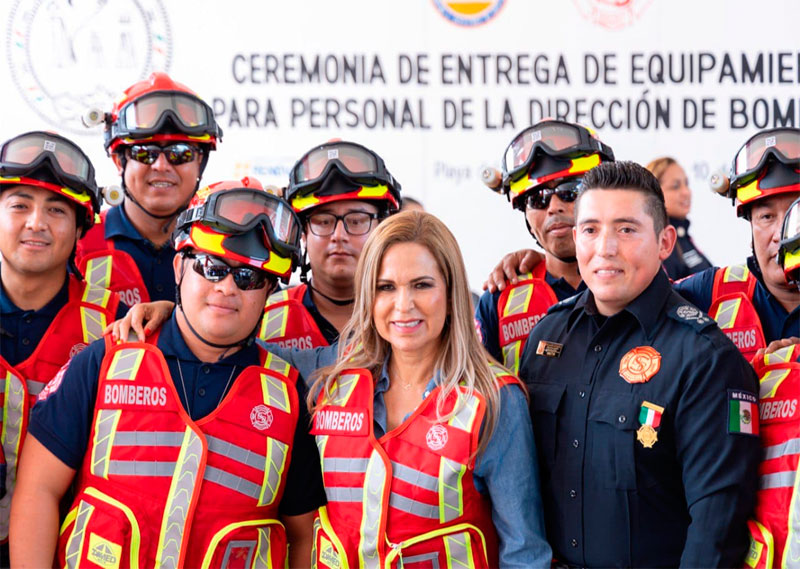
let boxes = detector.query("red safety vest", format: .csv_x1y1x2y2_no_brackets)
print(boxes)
0,275,118,541
258,284,329,349
58,333,301,569
76,210,151,306
709,265,767,361
310,363,519,569
746,344,800,569
496,262,558,374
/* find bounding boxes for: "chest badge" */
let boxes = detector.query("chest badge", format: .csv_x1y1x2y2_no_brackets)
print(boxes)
637,401,664,448
536,340,563,358
619,346,661,384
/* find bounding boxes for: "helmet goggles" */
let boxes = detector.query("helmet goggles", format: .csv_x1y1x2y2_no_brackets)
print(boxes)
732,128,800,190
0,131,98,221
177,187,302,262
503,121,613,184
779,196,800,283
111,91,221,144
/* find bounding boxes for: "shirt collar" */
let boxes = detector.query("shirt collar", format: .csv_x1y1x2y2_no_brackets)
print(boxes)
0,270,70,316
104,205,148,243
157,312,261,367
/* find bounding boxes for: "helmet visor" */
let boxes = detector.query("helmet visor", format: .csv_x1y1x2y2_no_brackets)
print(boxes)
1,131,92,181
780,197,800,252
293,142,380,184
119,92,216,135
734,129,800,178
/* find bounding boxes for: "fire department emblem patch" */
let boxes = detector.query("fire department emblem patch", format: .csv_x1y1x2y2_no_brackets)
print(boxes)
619,346,661,384
250,404,273,431
426,424,449,451
69,343,88,358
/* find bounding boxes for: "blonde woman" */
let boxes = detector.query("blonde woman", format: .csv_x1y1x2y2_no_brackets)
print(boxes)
308,210,550,568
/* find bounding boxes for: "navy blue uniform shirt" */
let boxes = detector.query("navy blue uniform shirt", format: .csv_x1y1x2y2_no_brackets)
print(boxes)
0,272,127,366
30,314,326,516
674,256,799,344
475,263,585,362
662,217,713,280
102,205,178,302
519,270,760,568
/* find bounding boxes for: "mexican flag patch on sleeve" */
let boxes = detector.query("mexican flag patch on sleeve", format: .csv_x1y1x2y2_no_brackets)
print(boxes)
728,390,759,436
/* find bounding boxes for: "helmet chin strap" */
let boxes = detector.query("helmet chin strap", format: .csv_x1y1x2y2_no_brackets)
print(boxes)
307,280,354,306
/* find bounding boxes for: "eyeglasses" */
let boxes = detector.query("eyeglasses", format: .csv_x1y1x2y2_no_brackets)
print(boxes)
525,180,582,210
128,143,201,166
185,252,270,290
306,211,379,236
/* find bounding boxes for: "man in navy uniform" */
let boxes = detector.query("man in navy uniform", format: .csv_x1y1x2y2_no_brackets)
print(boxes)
519,161,760,567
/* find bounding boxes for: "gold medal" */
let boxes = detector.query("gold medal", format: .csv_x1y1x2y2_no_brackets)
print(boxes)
637,424,658,448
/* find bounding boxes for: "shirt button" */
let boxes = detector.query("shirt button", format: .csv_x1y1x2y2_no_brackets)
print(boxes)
21,337,30,346
155,284,164,292
23,314,33,324
572,439,580,448
618,415,627,424
202,365,210,374
594,345,602,353
198,388,206,397
569,489,577,498
579,390,586,398
571,539,578,548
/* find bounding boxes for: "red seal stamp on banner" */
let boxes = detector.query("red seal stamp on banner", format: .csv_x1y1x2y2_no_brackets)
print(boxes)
619,346,661,384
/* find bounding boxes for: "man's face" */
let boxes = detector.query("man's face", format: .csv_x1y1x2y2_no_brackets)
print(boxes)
575,189,675,316
113,143,202,216
173,252,272,345
0,185,80,276
303,200,380,287
524,181,577,261
750,192,800,290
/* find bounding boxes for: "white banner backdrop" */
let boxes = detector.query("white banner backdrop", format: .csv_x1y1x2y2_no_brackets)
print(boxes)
2,0,798,289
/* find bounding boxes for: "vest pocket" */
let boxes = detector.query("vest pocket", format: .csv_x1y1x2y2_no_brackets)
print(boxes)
200,518,286,569
312,506,350,569
385,523,491,569
59,486,142,569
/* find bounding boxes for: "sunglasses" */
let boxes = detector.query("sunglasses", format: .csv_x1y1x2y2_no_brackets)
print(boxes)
525,180,582,210
185,252,270,291
128,143,201,166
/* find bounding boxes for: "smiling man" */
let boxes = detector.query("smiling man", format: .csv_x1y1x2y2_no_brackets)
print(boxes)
518,161,760,568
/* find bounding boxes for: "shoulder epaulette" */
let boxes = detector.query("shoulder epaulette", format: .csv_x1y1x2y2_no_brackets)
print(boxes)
547,295,578,314
667,303,717,333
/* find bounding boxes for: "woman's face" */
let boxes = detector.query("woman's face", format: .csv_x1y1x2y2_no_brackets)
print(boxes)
660,163,692,219
373,241,448,361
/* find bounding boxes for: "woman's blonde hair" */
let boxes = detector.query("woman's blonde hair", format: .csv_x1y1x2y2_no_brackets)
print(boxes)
308,210,507,453
645,156,678,184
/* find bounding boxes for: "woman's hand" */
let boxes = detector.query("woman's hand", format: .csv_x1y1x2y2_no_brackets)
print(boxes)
104,300,175,342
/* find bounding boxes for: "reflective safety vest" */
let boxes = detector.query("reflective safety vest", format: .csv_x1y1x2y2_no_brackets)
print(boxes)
496,262,558,374
709,265,766,362
746,344,800,569
310,363,519,569
258,284,329,349
77,211,151,307
58,334,301,569
0,275,117,542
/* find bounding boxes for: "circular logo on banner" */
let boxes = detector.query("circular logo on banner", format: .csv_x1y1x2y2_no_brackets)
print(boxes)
250,405,274,431
426,424,449,451
572,0,653,30
619,346,662,384
432,0,505,27
6,0,172,134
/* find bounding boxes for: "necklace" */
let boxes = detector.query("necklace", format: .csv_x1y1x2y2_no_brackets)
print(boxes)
176,360,237,416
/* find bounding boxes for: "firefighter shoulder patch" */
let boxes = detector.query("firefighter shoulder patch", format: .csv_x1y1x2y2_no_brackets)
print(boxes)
667,304,716,333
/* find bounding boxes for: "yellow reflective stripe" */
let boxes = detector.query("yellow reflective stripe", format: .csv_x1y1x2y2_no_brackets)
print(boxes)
260,253,292,276
315,506,350,569
747,520,773,568
448,394,480,433
189,225,226,255
713,298,742,330
155,427,203,569
760,368,792,400
85,256,113,289
737,179,762,204
765,345,796,365
80,305,108,344
91,409,122,479
326,373,360,406
200,519,283,569
63,500,93,569
107,348,146,381
357,184,389,198
0,369,25,540
439,457,466,523
84,486,142,569
81,283,112,308
253,527,273,569
501,342,522,375
785,248,800,272
568,153,601,174
723,264,749,283
359,450,386,569
444,532,474,569
60,186,91,203
382,523,489,568
509,175,533,197
260,304,289,341
260,372,290,413
258,438,289,507
503,283,534,317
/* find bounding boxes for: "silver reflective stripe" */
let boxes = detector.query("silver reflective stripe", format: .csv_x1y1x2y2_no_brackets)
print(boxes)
261,305,287,341
325,485,363,503
440,457,464,523
0,370,26,541
404,553,440,569
65,500,94,569
207,435,265,470
85,256,112,288
784,456,800,567
504,283,532,316
25,379,46,396
108,460,176,477
81,305,106,343
389,492,438,520
262,372,290,413
726,264,748,282
360,449,386,569
108,348,144,380
204,465,261,500
449,395,479,432
444,532,472,569
253,527,272,569
91,409,120,478
259,438,288,507
329,374,360,406
156,428,203,569
323,456,369,473
760,368,792,399
114,431,185,447
766,345,795,365
221,540,254,568
263,354,291,377
83,284,107,306
760,470,796,490
714,299,740,329
391,461,438,493
764,438,800,461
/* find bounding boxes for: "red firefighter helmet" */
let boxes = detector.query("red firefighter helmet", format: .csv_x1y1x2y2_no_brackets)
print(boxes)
173,177,302,283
